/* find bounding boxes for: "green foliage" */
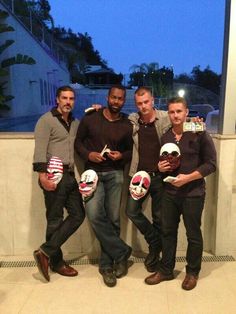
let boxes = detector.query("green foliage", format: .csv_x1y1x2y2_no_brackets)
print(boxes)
27,0,54,28
129,62,173,97
0,9,9,19
175,65,221,95
1,54,36,67
191,65,221,95
0,24,14,33
53,27,108,83
0,9,36,111
0,39,14,54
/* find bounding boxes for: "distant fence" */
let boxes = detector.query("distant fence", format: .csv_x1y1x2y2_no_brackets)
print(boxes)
1,0,67,65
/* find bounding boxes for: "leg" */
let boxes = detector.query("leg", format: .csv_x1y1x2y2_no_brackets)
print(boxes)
182,196,205,276
159,192,181,275
149,175,164,252
85,171,131,271
41,173,85,267
145,192,180,285
144,175,164,271
126,176,162,250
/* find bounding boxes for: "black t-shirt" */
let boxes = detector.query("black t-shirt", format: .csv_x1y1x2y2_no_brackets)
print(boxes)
74,109,133,171
137,120,161,172
161,129,216,196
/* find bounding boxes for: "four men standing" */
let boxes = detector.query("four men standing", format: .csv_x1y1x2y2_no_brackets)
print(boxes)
33,86,216,290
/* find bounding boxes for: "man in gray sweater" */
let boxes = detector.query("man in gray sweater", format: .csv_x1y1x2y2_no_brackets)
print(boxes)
33,85,85,282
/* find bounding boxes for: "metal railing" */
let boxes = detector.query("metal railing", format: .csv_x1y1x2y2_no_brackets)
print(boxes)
1,0,67,65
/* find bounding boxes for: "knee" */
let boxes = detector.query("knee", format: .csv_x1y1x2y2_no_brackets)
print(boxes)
125,197,139,218
126,205,136,219
85,208,100,225
47,218,63,231
162,226,178,238
74,210,85,227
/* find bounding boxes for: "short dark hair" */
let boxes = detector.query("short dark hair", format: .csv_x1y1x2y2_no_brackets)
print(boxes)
108,85,126,97
134,86,152,97
167,97,188,109
56,85,75,98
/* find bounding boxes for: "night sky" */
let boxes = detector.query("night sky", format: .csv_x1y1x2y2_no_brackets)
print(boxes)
49,0,225,76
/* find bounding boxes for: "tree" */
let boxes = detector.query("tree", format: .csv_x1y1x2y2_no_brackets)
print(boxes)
53,27,108,83
129,62,173,97
191,65,221,95
27,0,54,29
0,9,36,111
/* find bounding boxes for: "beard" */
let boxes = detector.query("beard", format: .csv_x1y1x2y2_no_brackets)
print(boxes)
107,102,122,114
62,105,73,113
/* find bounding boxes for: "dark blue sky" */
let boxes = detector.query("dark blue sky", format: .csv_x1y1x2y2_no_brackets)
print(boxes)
49,0,225,76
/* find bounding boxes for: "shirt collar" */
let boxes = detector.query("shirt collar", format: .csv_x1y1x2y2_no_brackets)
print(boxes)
51,107,74,122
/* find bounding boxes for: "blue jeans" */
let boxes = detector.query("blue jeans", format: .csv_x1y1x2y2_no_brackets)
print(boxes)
85,170,131,270
40,171,85,268
160,192,205,276
126,174,163,251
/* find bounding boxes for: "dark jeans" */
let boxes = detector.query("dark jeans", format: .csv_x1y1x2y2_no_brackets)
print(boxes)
160,192,205,276
85,170,131,270
126,174,163,252
40,171,85,268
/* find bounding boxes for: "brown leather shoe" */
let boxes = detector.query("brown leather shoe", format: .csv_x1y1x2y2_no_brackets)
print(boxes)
145,271,174,285
51,264,78,277
182,274,198,290
33,250,50,282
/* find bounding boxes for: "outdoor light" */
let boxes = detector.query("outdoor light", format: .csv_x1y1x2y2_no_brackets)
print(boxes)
178,89,185,97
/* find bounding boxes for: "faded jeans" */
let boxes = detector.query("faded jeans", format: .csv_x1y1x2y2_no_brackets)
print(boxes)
85,170,131,270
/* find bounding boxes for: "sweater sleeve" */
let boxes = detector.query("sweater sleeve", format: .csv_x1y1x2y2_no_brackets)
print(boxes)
196,132,217,177
33,115,51,172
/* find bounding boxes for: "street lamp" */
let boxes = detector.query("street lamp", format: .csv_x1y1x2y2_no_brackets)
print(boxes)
178,89,185,97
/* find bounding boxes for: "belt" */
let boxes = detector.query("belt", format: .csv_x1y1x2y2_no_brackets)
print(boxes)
63,164,74,173
148,171,159,177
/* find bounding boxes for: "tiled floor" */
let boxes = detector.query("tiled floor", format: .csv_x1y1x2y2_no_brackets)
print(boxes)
0,254,236,314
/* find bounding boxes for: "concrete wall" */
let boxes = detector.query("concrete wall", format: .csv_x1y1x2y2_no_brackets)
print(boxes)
0,133,235,257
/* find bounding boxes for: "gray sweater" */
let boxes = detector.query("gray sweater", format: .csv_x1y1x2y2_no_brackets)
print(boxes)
33,109,79,172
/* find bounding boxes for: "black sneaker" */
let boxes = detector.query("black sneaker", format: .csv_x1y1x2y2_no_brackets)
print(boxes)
99,269,117,287
115,247,132,278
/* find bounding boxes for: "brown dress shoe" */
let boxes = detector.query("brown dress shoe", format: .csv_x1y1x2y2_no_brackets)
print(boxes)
33,250,50,282
51,264,78,277
145,271,174,285
182,274,198,290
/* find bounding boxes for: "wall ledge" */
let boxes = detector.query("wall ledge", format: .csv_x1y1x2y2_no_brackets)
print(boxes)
0,132,34,139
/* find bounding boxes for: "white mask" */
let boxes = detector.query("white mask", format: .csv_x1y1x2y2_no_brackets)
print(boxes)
159,143,181,171
47,156,63,184
129,171,151,200
79,169,98,200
